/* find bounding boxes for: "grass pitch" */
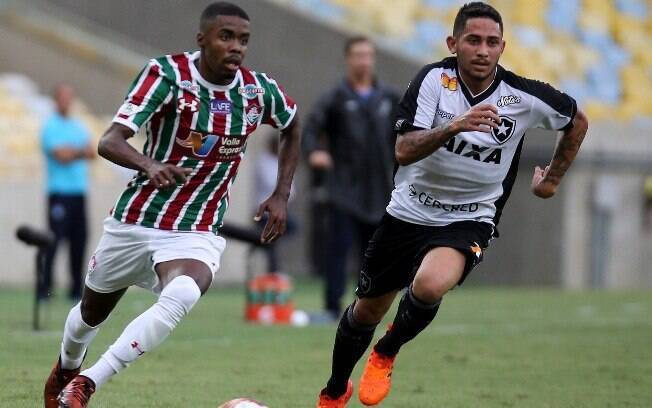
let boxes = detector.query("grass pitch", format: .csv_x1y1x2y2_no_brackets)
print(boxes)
1,282,651,407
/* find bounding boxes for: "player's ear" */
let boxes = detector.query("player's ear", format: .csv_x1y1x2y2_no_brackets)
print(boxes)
446,35,457,54
196,31,205,48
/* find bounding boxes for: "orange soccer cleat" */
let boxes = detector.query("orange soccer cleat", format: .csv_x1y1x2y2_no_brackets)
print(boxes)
316,380,353,408
358,349,397,406
44,357,82,408
57,375,96,408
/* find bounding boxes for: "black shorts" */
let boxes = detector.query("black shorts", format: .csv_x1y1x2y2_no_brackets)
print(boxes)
355,213,494,298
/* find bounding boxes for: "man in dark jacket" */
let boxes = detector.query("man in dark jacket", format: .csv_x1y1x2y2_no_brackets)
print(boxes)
303,36,400,320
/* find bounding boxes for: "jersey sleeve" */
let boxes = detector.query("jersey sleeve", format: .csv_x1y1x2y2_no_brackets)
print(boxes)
112,59,173,133
395,65,440,134
528,81,577,131
259,73,298,130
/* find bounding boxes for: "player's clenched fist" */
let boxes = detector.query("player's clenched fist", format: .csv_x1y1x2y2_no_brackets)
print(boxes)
531,165,557,199
144,161,193,189
450,103,501,134
254,193,288,244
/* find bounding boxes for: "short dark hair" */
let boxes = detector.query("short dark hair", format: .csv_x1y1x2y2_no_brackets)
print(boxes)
200,1,249,29
453,2,503,37
344,35,373,55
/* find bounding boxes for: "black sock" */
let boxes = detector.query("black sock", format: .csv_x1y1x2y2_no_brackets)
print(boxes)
325,303,376,398
374,287,441,357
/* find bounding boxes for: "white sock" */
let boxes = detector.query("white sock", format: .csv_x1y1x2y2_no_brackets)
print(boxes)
81,276,201,388
60,302,100,370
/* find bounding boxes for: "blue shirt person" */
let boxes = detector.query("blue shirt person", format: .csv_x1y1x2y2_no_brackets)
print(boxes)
39,84,95,300
42,113,91,194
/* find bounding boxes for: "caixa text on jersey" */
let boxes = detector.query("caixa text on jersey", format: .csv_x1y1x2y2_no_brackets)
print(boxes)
408,185,479,212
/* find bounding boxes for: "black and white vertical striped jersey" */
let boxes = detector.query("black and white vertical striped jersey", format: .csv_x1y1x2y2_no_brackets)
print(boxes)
389,57,577,228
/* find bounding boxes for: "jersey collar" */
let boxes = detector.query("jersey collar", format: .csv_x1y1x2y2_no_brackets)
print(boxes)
189,51,242,91
455,64,504,106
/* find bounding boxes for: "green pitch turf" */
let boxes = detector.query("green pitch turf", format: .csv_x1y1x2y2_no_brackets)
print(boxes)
1,282,651,407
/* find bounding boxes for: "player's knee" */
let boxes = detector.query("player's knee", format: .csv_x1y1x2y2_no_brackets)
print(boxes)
158,275,202,324
80,299,109,327
184,270,213,294
412,272,456,303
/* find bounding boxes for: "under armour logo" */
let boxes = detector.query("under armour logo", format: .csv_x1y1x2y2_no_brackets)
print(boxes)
178,98,198,112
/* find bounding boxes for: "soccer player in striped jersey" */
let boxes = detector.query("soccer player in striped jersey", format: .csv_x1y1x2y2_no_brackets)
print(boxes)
316,2,589,407
44,3,300,407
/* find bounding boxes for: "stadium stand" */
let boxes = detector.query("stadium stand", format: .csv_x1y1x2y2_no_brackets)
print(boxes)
274,0,652,121
0,73,107,180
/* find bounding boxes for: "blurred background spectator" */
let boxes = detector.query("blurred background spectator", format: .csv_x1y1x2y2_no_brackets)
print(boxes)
40,84,95,301
303,36,399,321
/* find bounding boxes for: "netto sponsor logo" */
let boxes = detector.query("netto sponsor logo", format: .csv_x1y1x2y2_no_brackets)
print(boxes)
497,95,520,107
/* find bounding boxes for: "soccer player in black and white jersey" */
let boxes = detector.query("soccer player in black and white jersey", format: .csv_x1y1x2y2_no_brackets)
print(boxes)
316,2,589,407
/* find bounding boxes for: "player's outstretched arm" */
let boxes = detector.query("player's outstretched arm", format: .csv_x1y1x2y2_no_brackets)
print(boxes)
531,109,589,199
395,104,500,166
98,123,191,189
255,117,302,244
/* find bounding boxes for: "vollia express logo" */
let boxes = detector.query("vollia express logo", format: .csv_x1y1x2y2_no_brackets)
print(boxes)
176,131,219,157
176,130,245,159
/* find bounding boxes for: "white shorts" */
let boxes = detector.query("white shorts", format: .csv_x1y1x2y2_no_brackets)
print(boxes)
85,217,226,294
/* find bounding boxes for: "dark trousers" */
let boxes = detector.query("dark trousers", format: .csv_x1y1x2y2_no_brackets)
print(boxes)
41,194,88,300
325,206,377,316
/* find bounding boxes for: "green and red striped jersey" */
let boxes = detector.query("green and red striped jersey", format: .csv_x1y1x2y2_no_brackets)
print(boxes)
110,51,297,233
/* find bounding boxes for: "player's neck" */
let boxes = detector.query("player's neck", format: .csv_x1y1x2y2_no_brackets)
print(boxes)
196,59,236,86
457,67,496,96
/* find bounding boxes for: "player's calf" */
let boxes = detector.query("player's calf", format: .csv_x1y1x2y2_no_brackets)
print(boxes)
80,275,202,389
352,292,397,326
